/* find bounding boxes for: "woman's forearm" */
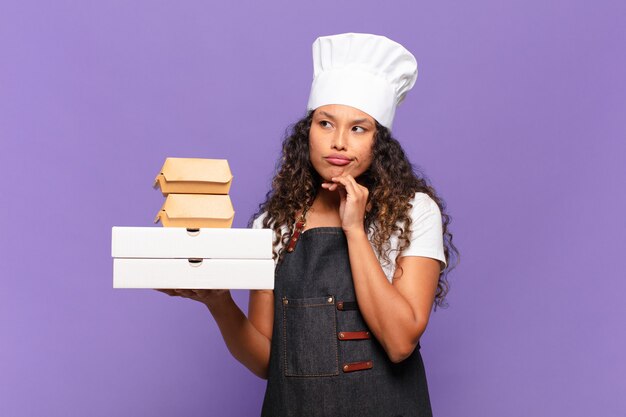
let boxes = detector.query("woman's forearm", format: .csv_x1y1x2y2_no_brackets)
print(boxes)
205,293,271,379
344,229,424,363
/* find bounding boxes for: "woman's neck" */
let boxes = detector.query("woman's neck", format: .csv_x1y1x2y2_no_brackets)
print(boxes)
313,186,340,212
300,186,342,228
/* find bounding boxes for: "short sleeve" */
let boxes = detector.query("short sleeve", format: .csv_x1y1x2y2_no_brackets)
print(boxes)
250,211,285,266
399,192,447,270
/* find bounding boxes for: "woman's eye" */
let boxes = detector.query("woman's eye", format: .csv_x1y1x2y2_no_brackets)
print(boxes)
320,120,332,128
353,126,366,133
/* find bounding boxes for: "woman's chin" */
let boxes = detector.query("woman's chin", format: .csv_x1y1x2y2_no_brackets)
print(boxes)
327,165,351,178
317,170,340,182
317,165,363,181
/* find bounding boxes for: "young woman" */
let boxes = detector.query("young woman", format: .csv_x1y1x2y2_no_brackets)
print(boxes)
159,33,459,416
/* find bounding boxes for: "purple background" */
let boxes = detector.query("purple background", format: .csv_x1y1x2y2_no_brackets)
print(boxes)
2,0,625,416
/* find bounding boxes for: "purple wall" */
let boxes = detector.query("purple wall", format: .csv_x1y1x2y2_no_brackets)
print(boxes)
2,0,625,415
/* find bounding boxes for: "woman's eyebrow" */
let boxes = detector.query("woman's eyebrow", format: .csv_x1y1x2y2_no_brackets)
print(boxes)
318,111,336,119
352,118,373,126
318,111,373,126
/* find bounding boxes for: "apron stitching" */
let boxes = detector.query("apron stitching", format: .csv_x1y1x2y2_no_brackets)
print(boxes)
282,297,340,377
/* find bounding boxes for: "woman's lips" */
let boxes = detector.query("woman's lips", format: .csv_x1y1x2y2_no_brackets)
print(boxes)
325,156,352,166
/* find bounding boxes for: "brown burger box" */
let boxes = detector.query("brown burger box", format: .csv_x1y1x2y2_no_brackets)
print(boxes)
153,194,235,228
153,157,233,195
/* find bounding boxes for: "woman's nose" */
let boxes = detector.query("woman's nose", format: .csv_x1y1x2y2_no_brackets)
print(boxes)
331,128,348,150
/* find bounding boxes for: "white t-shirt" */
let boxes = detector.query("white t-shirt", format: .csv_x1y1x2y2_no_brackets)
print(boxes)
251,192,446,282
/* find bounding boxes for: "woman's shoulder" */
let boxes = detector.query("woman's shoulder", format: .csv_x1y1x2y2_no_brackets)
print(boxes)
408,191,437,206
407,191,441,218
251,211,289,235
251,211,269,229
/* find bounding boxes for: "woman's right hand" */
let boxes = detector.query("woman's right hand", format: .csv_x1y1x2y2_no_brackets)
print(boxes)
155,288,231,310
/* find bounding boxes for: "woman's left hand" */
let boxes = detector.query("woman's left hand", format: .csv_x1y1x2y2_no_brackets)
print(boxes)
321,174,369,235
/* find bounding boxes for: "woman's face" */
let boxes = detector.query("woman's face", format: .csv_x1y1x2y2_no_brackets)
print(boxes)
309,104,377,182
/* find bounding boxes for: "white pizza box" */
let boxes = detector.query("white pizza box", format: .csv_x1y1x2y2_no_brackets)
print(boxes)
111,226,273,259
113,258,275,289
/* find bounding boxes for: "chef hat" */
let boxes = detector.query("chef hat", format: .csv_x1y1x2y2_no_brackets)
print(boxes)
306,32,418,130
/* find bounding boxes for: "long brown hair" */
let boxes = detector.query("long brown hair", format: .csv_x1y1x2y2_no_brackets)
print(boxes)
248,110,459,309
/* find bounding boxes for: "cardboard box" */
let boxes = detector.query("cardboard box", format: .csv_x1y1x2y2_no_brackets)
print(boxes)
112,226,272,259
113,258,275,289
153,194,235,228
153,158,233,195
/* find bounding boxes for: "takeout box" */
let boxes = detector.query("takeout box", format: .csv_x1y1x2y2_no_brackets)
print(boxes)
112,226,272,259
113,258,275,289
153,194,235,228
111,226,275,289
153,157,233,195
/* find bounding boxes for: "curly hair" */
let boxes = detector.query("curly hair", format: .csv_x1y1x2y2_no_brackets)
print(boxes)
248,110,460,309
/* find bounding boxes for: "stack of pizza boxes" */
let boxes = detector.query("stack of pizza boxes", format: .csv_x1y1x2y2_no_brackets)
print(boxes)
111,158,274,289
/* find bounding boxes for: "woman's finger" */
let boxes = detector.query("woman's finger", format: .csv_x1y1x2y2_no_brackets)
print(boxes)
174,289,197,298
322,181,339,191
331,175,362,200
337,184,348,201
155,289,177,296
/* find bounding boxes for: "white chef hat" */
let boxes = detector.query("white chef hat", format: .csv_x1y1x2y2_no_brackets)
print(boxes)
306,32,418,130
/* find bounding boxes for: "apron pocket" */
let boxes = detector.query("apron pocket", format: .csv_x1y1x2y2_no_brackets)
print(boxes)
282,295,339,377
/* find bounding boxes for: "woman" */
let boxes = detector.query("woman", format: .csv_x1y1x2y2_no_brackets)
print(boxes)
160,33,459,416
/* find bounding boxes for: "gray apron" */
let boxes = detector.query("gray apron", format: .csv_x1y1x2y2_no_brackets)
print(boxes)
261,227,433,416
